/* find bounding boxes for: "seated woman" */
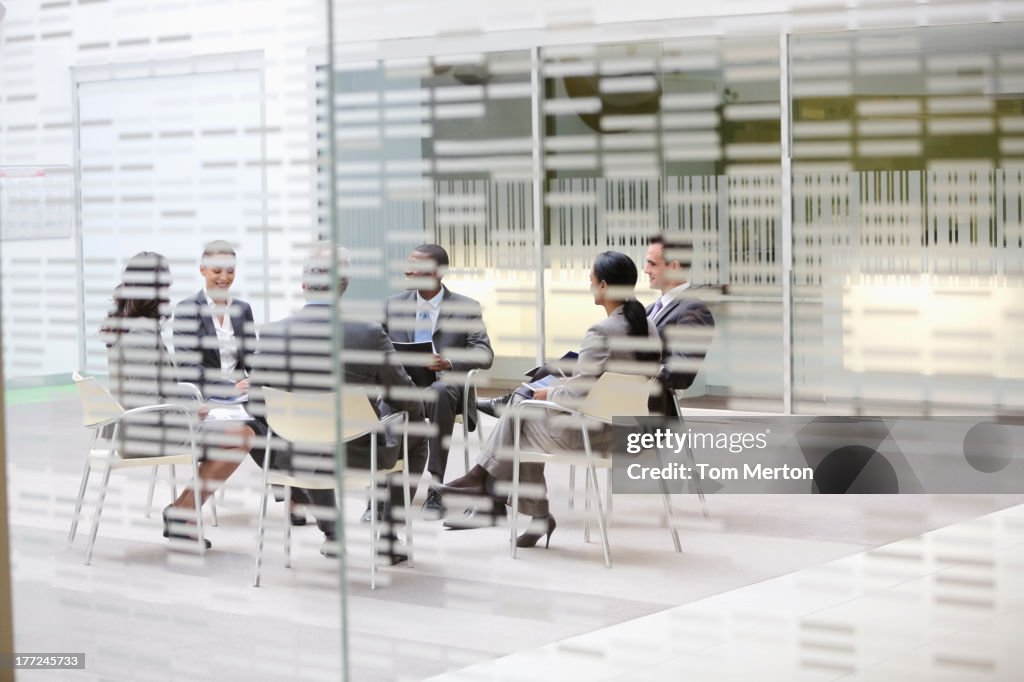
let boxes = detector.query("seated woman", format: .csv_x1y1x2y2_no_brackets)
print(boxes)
100,251,259,548
438,251,661,548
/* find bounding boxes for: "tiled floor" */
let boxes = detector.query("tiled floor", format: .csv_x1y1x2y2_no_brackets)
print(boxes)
6,393,1023,680
430,505,1024,681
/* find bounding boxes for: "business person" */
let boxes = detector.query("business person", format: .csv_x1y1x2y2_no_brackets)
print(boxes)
171,240,256,400
101,252,255,548
644,234,715,416
247,241,429,560
438,251,660,549
171,241,308,522
379,244,493,517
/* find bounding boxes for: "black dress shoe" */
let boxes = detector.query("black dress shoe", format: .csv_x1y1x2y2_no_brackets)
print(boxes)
360,501,385,523
423,489,445,517
434,481,487,497
476,393,512,418
162,506,212,549
289,512,308,526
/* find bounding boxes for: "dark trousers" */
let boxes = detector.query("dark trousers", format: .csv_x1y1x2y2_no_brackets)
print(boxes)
426,380,468,482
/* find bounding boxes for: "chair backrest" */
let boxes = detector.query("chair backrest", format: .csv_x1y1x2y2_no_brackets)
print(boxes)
578,372,653,423
262,386,380,445
72,372,125,427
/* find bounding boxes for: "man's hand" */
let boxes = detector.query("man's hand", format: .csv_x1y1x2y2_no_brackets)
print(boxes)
532,387,549,401
198,404,210,422
235,378,251,393
427,353,451,372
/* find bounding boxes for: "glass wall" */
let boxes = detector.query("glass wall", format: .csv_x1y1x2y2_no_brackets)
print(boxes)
791,23,1024,414
3,3,1024,679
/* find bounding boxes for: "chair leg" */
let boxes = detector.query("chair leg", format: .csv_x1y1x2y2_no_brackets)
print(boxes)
209,491,219,527
192,458,206,556
581,429,611,568
659,482,683,553
685,444,710,520
583,466,592,543
587,464,612,568
283,485,292,568
68,431,96,545
606,468,613,527
568,465,576,509
510,412,522,559
475,418,484,471
401,456,413,569
462,410,470,474
253,480,271,587
402,417,414,568
145,466,158,519
84,463,113,566
369,439,378,590
168,464,178,501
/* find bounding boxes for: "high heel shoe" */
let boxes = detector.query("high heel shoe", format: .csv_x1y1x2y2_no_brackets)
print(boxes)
162,505,212,549
516,515,556,548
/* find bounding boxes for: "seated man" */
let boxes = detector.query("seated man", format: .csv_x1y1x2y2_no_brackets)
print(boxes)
172,240,256,399
379,244,493,516
643,233,715,416
248,241,429,560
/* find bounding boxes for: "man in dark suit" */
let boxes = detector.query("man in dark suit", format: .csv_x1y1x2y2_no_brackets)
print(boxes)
248,241,429,558
380,244,493,516
644,234,715,416
172,240,256,400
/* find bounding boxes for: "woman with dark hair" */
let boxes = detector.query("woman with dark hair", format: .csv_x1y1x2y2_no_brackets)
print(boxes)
102,251,254,548
438,251,660,548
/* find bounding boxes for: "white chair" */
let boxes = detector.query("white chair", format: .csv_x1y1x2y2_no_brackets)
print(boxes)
68,372,205,564
508,372,682,567
142,381,218,526
670,390,710,520
454,368,485,472
252,387,414,590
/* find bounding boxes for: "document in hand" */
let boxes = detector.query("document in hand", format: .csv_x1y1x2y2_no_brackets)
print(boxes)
521,375,560,392
206,404,253,422
391,340,437,388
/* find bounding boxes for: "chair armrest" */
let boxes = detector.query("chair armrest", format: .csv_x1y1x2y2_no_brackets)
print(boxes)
177,382,203,402
121,403,195,419
118,403,200,439
510,399,576,416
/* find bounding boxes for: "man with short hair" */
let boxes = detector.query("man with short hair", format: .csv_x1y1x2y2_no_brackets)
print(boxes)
172,240,255,399
248,241,429,559
644,234,715,416
379,244,493,517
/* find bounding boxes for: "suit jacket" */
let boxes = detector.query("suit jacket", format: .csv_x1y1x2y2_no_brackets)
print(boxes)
172,290,256,394
383,286,493,429
647,289,715,414
248,303,426,471
548,305,660,407
382,287,493,373
105,321,193,457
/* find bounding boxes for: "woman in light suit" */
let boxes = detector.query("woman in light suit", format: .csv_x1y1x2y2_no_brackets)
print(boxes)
438,251,661,548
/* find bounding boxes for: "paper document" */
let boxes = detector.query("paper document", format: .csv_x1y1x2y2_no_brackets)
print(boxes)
206,404,253,422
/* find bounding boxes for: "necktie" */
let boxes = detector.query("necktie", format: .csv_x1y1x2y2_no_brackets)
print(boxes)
414,309,433,343
649,299,664,320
